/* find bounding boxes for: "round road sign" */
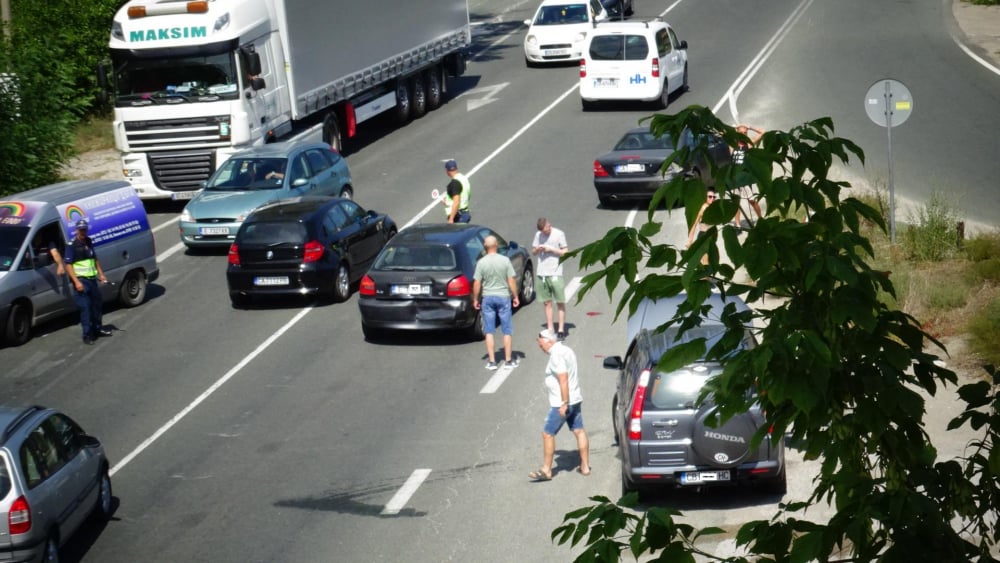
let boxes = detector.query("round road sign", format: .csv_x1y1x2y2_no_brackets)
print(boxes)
865,79,913,127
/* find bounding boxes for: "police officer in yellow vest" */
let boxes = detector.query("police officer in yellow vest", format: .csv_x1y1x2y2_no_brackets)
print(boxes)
64,219,111,345
442,159,471,223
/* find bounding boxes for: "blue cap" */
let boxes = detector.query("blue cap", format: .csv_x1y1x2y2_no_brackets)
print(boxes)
444,159,458,171
75,219,89,230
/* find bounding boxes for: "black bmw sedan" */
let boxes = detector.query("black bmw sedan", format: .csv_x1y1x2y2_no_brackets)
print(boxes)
358,224,535,340
227,196,395,307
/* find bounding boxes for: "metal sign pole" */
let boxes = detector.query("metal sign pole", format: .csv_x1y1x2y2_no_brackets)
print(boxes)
885,80,896,244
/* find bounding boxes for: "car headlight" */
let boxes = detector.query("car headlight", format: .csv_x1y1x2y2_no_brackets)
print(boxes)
123,168,143,178
180,208,192,223
526,35,538,46
575,31,587,43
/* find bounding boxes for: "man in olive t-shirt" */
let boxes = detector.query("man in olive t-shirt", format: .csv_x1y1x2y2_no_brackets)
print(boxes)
473,235,520,370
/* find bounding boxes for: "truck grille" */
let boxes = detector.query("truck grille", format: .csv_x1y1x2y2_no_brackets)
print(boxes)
149,150,215,192
124,115,229,191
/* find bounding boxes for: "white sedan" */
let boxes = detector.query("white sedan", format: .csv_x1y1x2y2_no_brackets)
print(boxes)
524,0,609,66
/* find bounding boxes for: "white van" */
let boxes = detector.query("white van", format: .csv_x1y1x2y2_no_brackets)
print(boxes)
0,180,159,345
579,19,689,110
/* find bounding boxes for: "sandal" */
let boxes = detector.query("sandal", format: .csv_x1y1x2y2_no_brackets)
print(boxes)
576,466,592,476
528,469,552,481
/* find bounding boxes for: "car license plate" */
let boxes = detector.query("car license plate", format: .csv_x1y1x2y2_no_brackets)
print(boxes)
171,191,198,201
199,226,230,235
391,284,430,296
614,163,646,174
680,470,730,485
254,276,289,286
593,78,618,88
543,49,569,56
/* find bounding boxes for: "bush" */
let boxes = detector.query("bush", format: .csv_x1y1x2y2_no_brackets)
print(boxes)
902,190,961,261
964,231,1000,262
967,297,1000,366
970,258,1000,284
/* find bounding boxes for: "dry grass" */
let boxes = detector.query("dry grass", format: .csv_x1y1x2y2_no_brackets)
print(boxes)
73,115,115,154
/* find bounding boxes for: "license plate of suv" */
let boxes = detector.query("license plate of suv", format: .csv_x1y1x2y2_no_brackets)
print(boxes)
391,284,430,295
254,276,289,286
680,470,730,484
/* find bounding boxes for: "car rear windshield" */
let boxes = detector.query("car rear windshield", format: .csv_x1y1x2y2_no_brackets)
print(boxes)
647,364,721,409
614,132,675,151
589,34,649,61
534,4,590,25
373,245,457,271
0,226,29,272
238,221,307,245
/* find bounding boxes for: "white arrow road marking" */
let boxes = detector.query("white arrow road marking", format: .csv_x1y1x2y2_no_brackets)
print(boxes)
458,82,510,111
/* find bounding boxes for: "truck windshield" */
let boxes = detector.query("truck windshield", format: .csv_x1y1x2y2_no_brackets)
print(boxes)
0,226,29,272
112,51,240,105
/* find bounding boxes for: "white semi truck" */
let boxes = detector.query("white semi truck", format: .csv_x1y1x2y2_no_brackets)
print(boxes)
103,0,470,200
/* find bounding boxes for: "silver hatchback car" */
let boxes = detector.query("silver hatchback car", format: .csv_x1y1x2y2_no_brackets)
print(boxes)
0,405,112,562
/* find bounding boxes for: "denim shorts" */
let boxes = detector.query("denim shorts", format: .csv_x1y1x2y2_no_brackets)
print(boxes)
482,295,512,335
543,402,584,435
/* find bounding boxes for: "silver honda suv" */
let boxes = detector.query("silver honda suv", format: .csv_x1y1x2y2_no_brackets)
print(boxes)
603,293,785,498
0,405,112,562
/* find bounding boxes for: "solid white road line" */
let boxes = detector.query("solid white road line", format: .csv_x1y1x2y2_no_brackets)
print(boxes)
157,241,186,263
952,37,1000,77
381,469,432,515
109,306,314,476
152,216,180,234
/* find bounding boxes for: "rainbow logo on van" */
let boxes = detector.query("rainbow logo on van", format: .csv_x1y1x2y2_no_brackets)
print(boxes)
0,201,26,218
64,204,86,223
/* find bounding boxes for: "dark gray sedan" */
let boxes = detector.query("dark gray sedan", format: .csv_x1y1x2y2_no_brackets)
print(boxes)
593,127,731,207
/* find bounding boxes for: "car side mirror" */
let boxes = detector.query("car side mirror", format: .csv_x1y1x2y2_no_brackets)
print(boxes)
679,39,688,50
509,241,519,250
292,178,309,188
603,356,623,370
80,434,101,448
33,253,52,269
523,19,531,25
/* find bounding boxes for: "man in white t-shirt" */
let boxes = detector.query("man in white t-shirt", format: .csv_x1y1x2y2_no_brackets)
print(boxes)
531,218,569,340
528,329,590,481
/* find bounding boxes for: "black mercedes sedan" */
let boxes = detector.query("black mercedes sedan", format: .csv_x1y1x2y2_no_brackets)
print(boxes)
593,126,731,207
227,196,396,307
358,224,535,340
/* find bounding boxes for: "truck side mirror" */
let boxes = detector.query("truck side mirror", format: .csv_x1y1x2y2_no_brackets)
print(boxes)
244,49,262,76
96,62,111,104
250,76,266,91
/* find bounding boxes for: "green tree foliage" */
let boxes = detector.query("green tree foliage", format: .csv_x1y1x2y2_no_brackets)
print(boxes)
10,0,122,116
554,106,1000,562
0,38,76,195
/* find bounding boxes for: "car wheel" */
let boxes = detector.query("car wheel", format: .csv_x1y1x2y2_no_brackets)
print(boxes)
656,79,669,110
339,185,354,200
42,534,58,563
323,113,343,153
519,264,535,306
230,294,250,309
621,466,637,497
691,407,755,469
582,99,597,111
471,310,485,341
598,194,613,208
611,396,620,446
3,300,31,346
118,270,147,307
394,79,411,123
682,64,689,92
332,263,351,303
425,68,443,110
92,467,113,521
410,74,428,119
524,56,537,69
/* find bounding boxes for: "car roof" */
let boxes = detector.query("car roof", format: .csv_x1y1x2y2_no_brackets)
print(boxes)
248,196,342,222
391,223,484,245
626,292,750,346
229,140,332,159
591,19,668,33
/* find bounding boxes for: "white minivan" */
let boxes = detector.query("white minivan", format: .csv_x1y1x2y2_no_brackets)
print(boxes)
579,19,689,110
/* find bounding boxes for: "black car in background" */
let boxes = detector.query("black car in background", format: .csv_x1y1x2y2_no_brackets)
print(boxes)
358,224,535,340
227,196,395,307
593,126,731,207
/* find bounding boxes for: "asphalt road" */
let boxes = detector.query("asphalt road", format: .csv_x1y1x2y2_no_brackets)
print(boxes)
2,0,998,561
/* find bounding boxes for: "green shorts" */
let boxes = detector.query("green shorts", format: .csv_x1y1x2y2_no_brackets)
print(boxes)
536,275,566,303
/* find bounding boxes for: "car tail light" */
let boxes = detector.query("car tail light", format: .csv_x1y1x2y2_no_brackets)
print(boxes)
579,59,587,77
651,58,660,78
303,240,324,263
227,244,240,266
628,369,651,440
8,496,30,534
593,160,609,178
360,274,375,296
345,102,357,139
447,275,471,297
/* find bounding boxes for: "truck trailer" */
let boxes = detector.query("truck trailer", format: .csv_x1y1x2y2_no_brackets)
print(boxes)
104,0,470,200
